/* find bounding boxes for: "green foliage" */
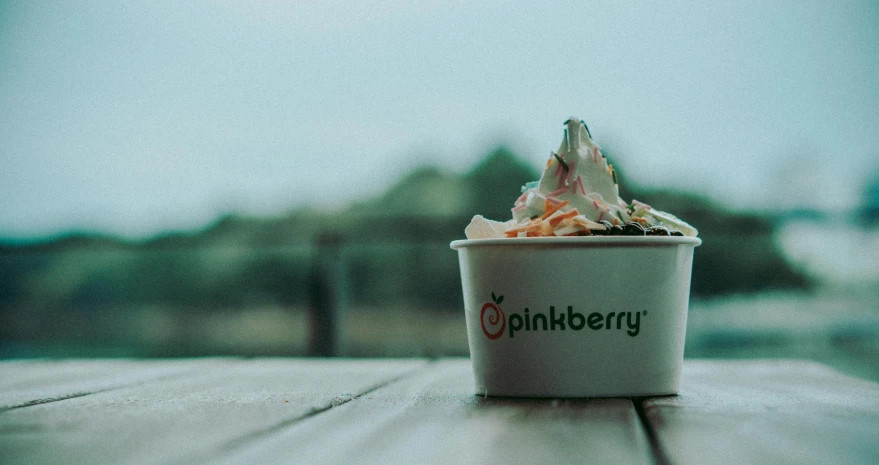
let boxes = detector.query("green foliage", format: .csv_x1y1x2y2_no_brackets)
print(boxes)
464,147,539,221
631,190,812,296
0,145,813,317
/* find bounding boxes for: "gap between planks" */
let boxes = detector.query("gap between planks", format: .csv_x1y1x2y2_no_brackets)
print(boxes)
221,361,435,452
634,397,671,465
0,392,98,414
0,362,219,414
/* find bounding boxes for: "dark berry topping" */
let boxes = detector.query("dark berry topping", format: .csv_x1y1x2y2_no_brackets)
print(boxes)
646,226,671,236
589,220,612,236
622,222,646,236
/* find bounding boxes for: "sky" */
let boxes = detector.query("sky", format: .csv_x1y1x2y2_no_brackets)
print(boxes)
1,0,878,238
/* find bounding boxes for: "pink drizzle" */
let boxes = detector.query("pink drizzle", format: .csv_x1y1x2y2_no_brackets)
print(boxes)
553,161,566,187
548,186,569,197
575,176,587,195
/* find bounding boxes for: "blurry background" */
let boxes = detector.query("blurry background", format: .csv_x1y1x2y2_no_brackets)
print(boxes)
1,1,878,380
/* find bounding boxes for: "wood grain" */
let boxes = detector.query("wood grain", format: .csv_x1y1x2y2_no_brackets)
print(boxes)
214,359,653,465
0,358,424,465
641,359,879,465
3,358,877,465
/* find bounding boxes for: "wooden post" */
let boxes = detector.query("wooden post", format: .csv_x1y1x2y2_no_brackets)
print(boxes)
307,232,346,357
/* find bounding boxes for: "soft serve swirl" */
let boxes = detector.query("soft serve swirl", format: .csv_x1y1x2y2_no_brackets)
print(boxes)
465,117,698,239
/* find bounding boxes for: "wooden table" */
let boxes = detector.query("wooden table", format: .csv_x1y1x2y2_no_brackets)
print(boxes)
1,359,877,464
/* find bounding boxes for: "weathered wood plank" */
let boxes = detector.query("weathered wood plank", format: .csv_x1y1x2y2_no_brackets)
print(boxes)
0,358,424,465
642,359,879,465
0,359,208,409
214,359,654,465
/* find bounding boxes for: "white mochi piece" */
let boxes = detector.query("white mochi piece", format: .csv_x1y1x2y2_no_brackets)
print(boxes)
640,206,699,237
465,215,510,239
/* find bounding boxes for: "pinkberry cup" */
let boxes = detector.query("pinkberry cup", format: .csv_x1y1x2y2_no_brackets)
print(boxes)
450,235,701,397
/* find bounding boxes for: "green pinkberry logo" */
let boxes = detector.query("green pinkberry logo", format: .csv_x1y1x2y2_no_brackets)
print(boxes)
480,292,506,340
481,291,647,339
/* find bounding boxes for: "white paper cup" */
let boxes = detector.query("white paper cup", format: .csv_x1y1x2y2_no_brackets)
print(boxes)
450,236,701,397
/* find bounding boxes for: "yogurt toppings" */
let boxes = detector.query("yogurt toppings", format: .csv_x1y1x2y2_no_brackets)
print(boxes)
465,117,698,239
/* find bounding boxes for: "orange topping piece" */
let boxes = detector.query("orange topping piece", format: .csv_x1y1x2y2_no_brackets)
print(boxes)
504,221,543,237
548,209,580,228
540,200,570,220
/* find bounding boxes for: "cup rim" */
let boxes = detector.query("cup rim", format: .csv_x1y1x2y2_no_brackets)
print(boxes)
450,236,702,249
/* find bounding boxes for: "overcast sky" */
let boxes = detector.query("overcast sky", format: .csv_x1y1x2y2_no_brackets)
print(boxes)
1,0,878,238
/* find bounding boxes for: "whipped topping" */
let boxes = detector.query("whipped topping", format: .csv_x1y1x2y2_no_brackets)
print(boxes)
465,117,698,239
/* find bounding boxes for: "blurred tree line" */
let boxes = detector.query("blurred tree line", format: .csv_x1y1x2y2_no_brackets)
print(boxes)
0,147,813,318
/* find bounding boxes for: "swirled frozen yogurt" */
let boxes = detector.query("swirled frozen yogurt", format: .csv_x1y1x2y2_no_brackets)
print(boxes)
465,117,698,239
